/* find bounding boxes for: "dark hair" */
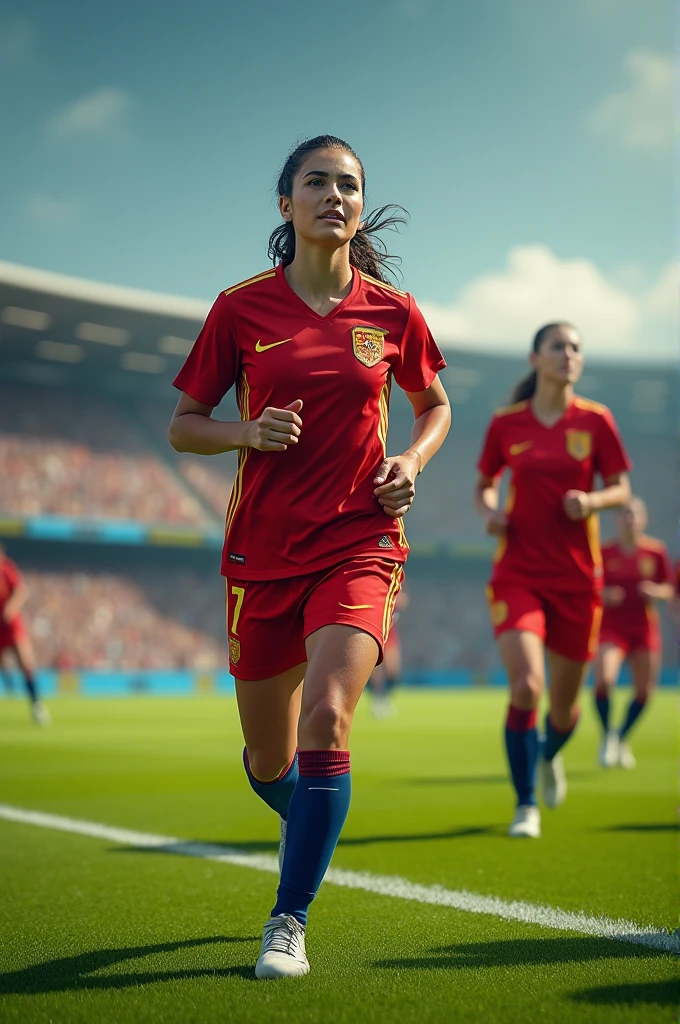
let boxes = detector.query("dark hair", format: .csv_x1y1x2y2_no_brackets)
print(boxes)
511,321,577,402
267,135,407,283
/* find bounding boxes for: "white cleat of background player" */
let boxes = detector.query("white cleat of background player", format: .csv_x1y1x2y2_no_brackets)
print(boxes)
508,805,541,838
538,752,567,808
255,914,310,979
598,731,619,768
617,739,636,769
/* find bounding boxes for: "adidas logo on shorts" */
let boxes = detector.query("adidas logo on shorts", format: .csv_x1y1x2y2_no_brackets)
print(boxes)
378,535,394,548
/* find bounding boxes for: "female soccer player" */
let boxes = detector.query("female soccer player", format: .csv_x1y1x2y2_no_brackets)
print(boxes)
0,544,50,724
169,136,450,977
474,323,630,839
593,497,674,769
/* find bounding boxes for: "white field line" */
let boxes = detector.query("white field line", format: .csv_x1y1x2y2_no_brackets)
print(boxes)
0,804,677,955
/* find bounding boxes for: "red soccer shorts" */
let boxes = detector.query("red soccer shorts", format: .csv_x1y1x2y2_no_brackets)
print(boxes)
486,582,602,662
226,556,404,680
599,610,661,656
0,615,27,653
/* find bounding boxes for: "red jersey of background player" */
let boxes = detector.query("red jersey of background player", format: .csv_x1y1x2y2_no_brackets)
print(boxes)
0,555,25,642
174,265,445,580
477,396,630,592
600,537,673,649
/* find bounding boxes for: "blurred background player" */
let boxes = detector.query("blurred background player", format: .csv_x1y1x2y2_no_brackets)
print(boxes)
366,586,408,717
169,136,450,979
474,322,630,839
0,543,50,724
593,497,674,769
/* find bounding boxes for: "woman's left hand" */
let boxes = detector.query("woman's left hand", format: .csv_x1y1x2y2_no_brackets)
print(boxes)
373,453,421,518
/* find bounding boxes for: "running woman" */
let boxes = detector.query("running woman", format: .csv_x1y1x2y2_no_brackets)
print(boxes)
593,497,674,769
169,136,450,977
474,323,630,839
0,544,50,724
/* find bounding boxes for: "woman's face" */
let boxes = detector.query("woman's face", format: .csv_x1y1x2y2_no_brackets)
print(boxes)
279,147,364,252
530,325,584,387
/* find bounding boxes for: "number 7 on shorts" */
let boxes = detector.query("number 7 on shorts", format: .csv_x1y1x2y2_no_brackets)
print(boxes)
230,585,245,635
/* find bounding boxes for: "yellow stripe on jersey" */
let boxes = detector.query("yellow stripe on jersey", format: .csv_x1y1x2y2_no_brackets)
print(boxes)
586,513,602,577
223,269,276,298
397,516,408,550
358,271,408,298
573,396,608,415
382,564,404,641
493,400,529,418
225,371,251,536
377,376,391,455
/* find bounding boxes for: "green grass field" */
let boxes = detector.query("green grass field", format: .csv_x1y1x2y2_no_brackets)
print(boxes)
0,690,677,1023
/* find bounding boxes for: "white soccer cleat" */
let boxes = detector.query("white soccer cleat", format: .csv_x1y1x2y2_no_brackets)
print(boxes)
598,731,619,768
31,701,51,726
617,739,637,770
278,817,287,874
508,804,541,838
255,914,309,979
538,752,567,808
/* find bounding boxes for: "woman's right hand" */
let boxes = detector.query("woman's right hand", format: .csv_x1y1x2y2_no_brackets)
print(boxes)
484,509,508,536
248,400,303,452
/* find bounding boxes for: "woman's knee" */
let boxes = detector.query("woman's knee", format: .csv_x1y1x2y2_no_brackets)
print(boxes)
299,699,352,749
509,672,543,708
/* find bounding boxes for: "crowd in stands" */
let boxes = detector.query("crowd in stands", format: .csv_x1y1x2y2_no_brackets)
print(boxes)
22,568,228,670
0,385,211,525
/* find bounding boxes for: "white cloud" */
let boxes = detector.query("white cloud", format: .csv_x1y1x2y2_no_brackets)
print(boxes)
48,87,131,140
588,50,673,149
26,196,82,226
420,246,676,361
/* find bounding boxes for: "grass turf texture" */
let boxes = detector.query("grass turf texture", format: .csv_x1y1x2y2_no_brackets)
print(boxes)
0,690,677,1023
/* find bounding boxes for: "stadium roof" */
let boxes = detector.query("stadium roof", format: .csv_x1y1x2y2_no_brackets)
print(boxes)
0,261,210,397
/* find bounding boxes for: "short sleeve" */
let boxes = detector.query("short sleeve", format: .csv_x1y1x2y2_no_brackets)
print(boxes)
391,297,446,392
172,293,238,407
477,416,506,479
594,408,631,480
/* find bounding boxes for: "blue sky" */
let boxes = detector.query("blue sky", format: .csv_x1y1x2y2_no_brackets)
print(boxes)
0,0,674,358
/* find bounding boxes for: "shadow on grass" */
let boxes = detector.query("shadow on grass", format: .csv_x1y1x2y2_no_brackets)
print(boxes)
373,936,670,972
111,824,499,860
570,979,679,1006
604,823,678,833
0,936,259,995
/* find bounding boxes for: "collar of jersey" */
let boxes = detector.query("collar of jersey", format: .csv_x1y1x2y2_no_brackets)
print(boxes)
275,262,362,321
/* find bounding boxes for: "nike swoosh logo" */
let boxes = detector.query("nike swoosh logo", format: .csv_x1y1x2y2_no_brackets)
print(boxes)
338,603,374,610
255,338,293,352
509,441,534,456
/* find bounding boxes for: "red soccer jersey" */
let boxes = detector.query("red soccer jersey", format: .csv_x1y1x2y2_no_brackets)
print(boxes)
173,265,445,580
601,537,673,635
477,396,631,592
0,558,21,617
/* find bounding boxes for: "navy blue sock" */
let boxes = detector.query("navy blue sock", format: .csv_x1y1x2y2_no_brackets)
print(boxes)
505,705,539,807
272,749,351,927
594,686,610,732
543,710,580,761
243,749,298,821
619,697,647,739
23,673,38,703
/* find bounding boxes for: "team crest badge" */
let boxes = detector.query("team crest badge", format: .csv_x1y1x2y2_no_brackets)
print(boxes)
565,430,592,461
489,601,508,627
351,326,386,368
638,555,655,579
228,637,241,666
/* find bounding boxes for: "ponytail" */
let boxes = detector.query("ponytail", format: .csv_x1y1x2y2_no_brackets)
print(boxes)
510,321,575,403
511,370,537,403
268,135,407,284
